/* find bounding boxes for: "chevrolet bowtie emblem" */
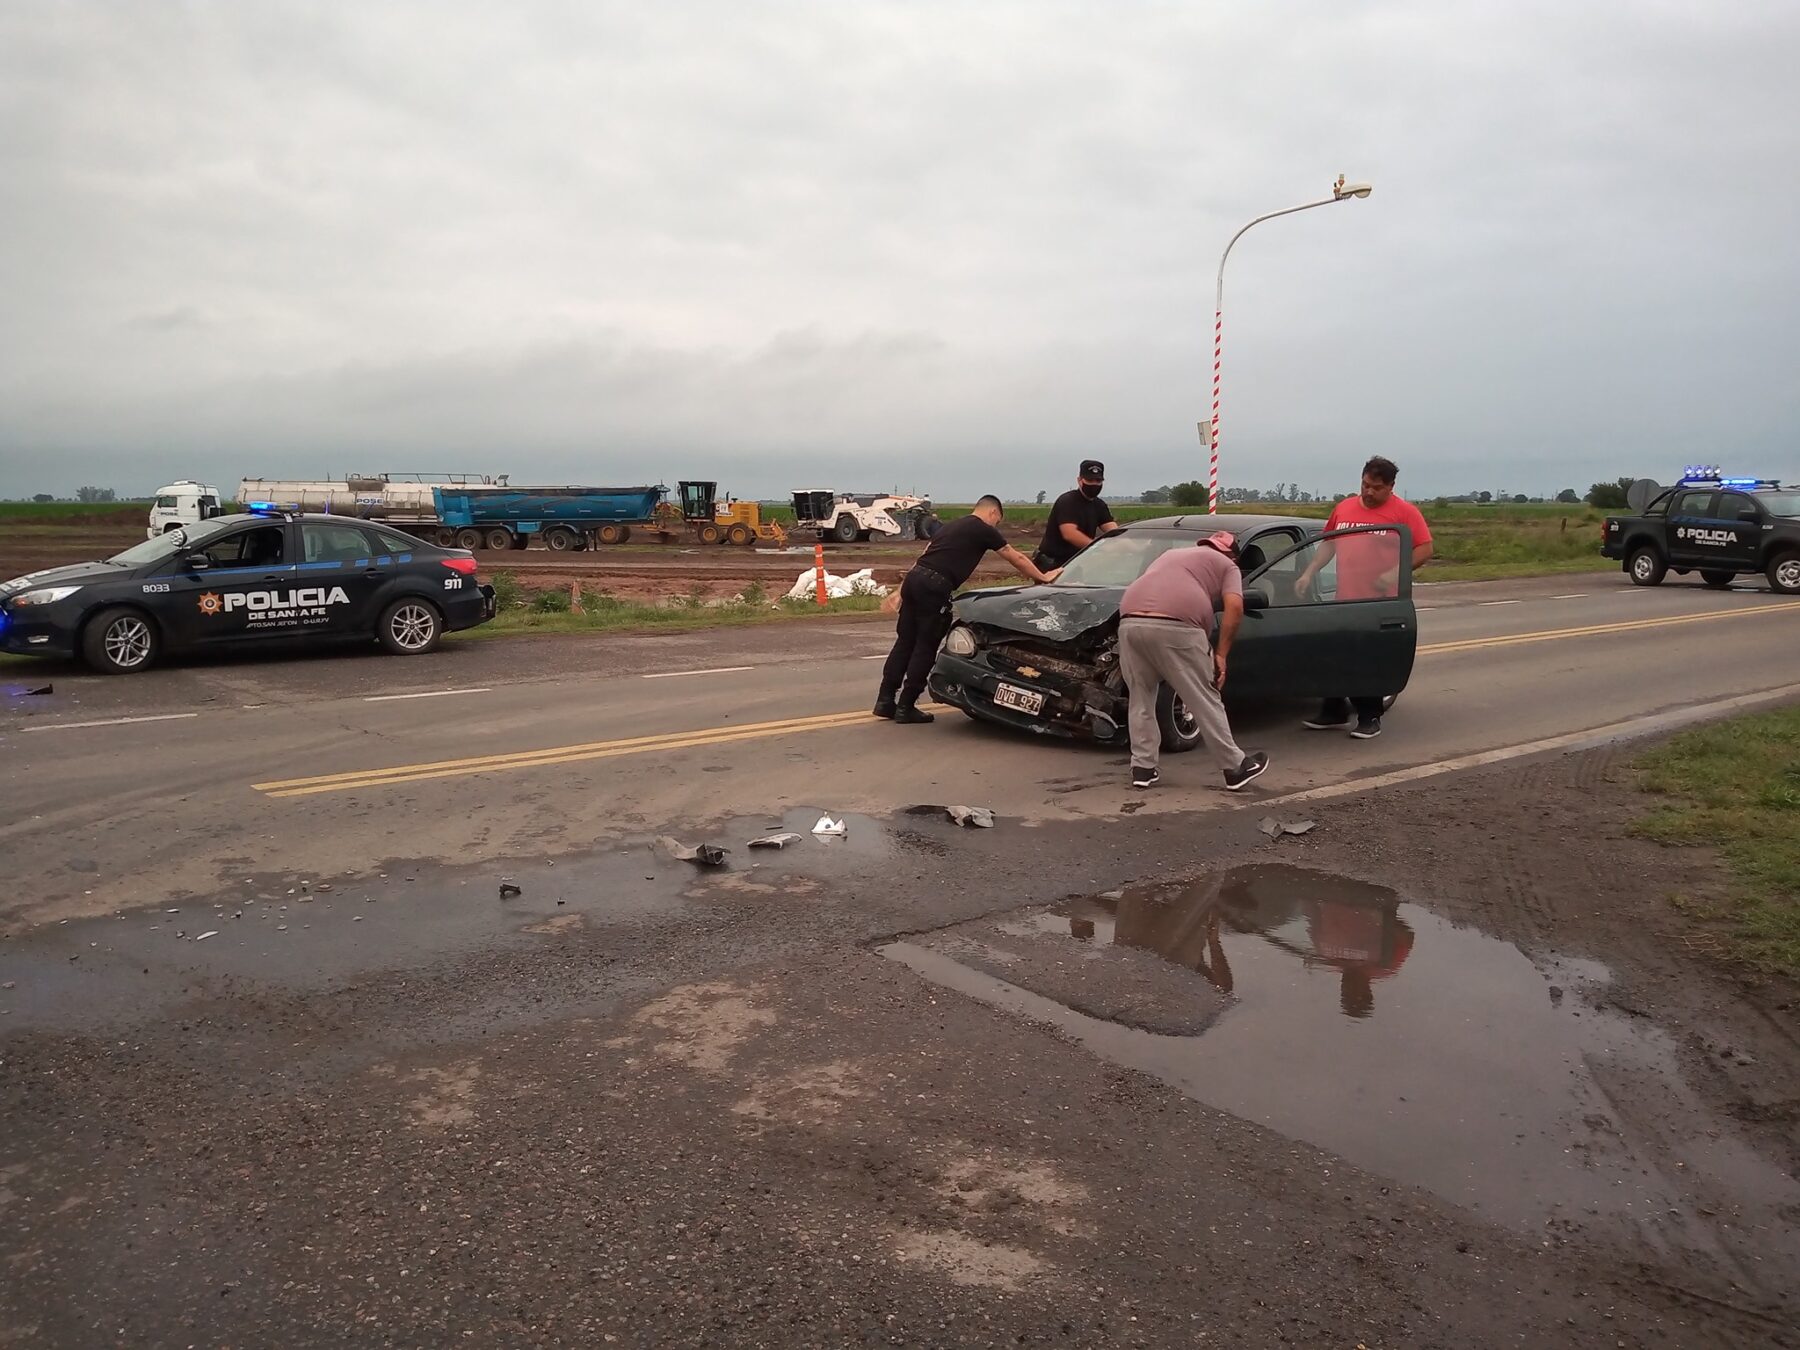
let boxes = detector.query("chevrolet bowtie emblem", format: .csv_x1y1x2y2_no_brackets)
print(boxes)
1017,666,1040,679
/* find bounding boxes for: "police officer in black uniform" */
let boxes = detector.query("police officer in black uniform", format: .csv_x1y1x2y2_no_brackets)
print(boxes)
1035,459,1119,572
876,495,1061,724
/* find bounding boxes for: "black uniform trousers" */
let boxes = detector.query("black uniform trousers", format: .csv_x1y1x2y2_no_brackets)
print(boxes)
880,567,958,706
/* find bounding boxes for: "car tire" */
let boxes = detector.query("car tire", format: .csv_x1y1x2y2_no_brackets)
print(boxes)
82,607,159,675
1768,552,1800,595
833,516,860,544
1156,684,1202,754
1627,547,1666,587
1701,570,1735,589
378,598,443,655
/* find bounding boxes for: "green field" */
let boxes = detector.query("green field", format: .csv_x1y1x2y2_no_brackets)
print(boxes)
1634,706,1800,976
459,579,884,639
934,499,1612,583
0,500,149,526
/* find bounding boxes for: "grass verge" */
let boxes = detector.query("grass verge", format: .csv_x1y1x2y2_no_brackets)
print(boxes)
451,589,884,640
1633,706,1800,976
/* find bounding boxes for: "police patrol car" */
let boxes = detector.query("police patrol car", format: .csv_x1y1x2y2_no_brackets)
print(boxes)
1602,468,1800,594
0,506,496,674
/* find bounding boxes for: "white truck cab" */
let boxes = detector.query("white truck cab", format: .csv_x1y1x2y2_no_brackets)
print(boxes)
147,481,224,537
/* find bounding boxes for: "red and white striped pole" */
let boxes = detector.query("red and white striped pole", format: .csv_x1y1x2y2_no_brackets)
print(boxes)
1208,307,1223,514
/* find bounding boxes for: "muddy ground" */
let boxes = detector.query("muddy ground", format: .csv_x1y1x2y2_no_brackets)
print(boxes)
2,734,1795,1346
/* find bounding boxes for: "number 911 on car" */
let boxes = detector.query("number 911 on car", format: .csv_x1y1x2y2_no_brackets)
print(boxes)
0,509,496,674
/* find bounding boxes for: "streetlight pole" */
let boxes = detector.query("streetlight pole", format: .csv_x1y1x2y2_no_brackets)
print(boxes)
1207,175,1372,512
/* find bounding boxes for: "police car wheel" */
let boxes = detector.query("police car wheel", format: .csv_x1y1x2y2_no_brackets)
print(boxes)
1701,570,1735,589
1769,553,1800,595
379,599,442,655
1627,547,1666,587
1157,684,1201,754
82,607,158,675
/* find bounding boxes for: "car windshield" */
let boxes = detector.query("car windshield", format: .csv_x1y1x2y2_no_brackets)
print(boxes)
1054,531,1196,586
107,517,244,567
1759,491,1800,518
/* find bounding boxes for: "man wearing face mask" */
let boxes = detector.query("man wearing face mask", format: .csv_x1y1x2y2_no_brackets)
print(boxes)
1034,460,1119,572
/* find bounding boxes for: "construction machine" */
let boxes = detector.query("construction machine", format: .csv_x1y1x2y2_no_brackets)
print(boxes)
652,480,787,546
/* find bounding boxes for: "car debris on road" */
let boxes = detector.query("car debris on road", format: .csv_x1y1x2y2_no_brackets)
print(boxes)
1259,816,1317,840
658,836,729,866
747,832,804,849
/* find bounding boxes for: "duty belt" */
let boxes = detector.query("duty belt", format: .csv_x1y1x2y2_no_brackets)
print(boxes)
912,563,957,589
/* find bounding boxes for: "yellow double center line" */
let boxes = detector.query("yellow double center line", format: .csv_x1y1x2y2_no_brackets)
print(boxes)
254,600,1799,798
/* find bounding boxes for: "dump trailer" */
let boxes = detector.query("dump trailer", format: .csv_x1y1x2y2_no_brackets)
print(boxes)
432,485,668,551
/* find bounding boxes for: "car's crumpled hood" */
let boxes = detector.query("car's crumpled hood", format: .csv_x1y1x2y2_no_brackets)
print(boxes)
952,584,1125,644
0,562,122,598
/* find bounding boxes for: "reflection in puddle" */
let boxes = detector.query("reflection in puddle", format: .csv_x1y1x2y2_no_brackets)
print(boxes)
887,864,1800,1244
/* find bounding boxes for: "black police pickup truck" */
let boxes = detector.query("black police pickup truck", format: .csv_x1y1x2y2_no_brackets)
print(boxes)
0,508,496,674
1602,473,1800,594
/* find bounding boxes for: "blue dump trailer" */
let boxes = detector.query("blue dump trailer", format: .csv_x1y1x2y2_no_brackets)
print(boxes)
432,485,669,552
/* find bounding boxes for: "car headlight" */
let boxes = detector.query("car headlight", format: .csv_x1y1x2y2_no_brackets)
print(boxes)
943,624,978,657
11,585,81,606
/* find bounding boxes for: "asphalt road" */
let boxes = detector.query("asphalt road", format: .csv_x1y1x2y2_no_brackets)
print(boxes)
4,570,1799,1347
4,572,1798,930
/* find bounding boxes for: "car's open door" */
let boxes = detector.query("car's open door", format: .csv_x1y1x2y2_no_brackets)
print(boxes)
1225,526,1417,700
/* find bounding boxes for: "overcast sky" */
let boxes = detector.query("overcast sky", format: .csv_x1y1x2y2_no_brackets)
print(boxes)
2,1,1796,502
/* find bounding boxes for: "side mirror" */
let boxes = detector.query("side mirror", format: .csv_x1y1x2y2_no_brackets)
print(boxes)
1241,588,1269,612
1738,509,1761,523
184,552,211,571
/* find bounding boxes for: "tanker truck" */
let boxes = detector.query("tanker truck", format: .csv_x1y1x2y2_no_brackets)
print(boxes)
232,472,506,541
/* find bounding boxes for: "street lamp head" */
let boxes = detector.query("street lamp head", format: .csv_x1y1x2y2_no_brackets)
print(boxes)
1333,176,1373,200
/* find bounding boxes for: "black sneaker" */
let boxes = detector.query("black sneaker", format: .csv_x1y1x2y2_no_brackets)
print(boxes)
1223,751,1269,792
893,705,935,724
1303,712,1350,731
1350,717,1382,740
872,697,897,719
1131,766,1160,790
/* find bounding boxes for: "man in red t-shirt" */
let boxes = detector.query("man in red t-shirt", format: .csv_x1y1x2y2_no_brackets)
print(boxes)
1294,455,1433,739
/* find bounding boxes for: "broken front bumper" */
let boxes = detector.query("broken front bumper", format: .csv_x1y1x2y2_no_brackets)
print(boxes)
928,651,1125,743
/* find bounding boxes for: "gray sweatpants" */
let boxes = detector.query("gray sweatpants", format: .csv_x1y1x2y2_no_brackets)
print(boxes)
1118,617,1245,772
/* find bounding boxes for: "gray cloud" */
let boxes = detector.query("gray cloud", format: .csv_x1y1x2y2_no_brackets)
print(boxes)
1,1,1796,501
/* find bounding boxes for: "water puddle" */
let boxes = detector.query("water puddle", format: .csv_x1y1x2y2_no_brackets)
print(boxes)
883,864,1800,1244
0,808,917,1034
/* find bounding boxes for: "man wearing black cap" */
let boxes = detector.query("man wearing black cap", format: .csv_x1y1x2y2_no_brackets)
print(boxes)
1034,460,1119,572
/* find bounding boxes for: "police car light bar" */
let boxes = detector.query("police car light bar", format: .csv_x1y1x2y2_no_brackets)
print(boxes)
1676,468,1782,489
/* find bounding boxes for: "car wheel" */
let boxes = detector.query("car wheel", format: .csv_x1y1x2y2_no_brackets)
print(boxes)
1701,570,1735,589
82,607,159,675
833,516,860,544
1769,552,1800,595
1627,547,1666,587
379,598,442,655
1156,684,1202,754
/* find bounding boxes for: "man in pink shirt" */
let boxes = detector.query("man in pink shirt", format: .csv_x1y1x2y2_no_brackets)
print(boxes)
1294,455,1434,739
1117,530,1270,792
